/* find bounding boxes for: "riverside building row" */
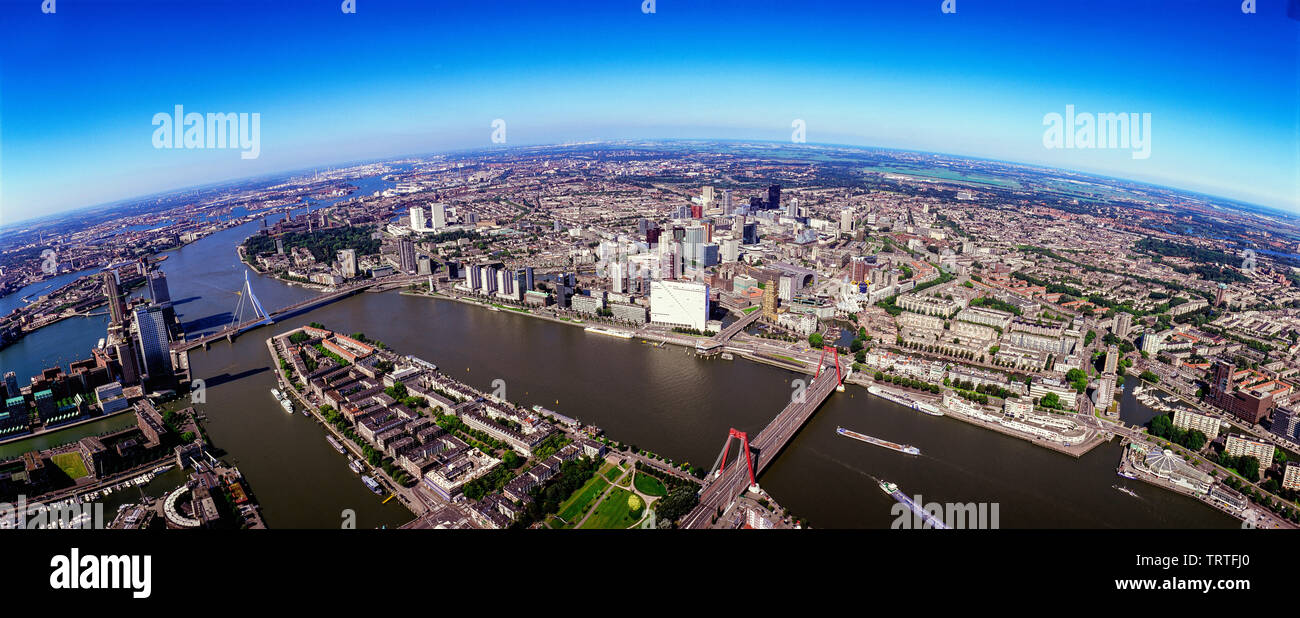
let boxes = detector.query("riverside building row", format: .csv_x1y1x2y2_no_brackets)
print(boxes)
275,325,608,524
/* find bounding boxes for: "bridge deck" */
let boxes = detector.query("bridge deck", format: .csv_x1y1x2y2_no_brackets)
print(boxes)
172,275,421,352
682,369,840,529
714,308,761,343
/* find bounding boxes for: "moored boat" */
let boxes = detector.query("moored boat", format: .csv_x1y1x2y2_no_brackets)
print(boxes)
326,435,346,454
913,401,944,417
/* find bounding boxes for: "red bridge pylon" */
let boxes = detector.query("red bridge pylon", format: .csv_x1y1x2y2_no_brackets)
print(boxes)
815,345,841,383
709,428,757,490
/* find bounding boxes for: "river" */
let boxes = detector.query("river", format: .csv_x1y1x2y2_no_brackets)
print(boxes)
0,195,1239,529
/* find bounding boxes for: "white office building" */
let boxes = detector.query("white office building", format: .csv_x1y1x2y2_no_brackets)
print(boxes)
720,237,740,263
431,203,447,230
338,249,358,279
650,280,710,331
409,206,428,232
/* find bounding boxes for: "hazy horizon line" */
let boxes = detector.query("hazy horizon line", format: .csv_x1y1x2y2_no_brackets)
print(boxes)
2,137,1293,231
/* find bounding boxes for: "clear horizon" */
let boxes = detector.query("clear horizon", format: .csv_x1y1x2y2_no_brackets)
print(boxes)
2,0,1297,225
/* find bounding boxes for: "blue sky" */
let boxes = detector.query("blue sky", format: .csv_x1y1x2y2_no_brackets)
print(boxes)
1,0,1297,224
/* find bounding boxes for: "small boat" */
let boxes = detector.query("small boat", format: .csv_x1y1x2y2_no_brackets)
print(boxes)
1114,485,1139,498
326,435,346,454
348,458,364,475
913,401,945,417
1117,470,1138,480
879,480,899,495
361,475,385,496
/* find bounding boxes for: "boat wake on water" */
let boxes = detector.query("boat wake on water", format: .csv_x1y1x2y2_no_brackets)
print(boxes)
1113,485,1141,499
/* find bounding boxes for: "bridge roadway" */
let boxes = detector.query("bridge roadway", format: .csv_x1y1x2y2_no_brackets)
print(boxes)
173,274,423,351
681,366,841,529
703,307,761,347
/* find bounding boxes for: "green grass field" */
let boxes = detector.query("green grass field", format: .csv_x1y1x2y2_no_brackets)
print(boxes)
556,476,609,525
578,487,643,529
604,465,625,483
51,452,88,479
633,472,667,497
492,303,531,314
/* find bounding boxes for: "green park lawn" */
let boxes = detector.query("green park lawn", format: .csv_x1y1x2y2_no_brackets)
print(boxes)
578,487,644,529
633,472,667,497
556,476,609,525
603,464,625,483
51,452,88,479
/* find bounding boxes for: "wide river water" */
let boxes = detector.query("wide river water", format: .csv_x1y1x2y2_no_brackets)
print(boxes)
0,215,1238,529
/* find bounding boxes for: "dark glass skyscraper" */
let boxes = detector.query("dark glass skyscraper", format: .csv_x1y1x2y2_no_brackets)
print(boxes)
133,305,172,382
767,183,781,211
147,270,171,306
101,271,126,326
398,238,417,273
